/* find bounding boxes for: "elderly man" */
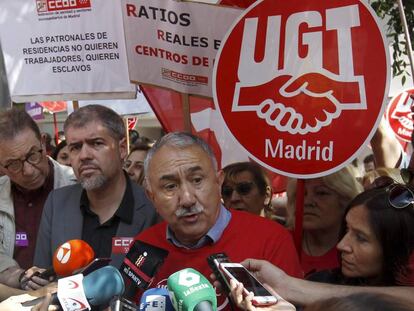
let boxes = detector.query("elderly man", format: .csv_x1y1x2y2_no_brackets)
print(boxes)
34,105,158,269
134,132,302,310
0,108,75,289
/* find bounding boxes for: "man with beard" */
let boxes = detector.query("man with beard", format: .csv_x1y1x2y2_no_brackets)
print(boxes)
132,132,302,310
34,105,158,269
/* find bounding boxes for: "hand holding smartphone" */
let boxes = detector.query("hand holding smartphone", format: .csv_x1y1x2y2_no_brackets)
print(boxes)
219,263,278,307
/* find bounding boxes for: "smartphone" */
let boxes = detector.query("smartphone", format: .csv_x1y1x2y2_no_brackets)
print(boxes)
219,263,277,306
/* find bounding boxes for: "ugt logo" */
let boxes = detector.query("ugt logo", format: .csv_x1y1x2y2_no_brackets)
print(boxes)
386,89,414,142
233,4,366,135
214,0,388,177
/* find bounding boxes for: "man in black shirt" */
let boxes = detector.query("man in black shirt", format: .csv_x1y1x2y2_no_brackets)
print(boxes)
34,105,157,268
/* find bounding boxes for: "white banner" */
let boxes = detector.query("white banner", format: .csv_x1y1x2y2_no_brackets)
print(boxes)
122,0,241,97
0,0,134,101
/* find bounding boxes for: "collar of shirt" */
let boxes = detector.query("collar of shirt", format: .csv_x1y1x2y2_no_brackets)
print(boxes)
166,204,231,249
80,173,134,225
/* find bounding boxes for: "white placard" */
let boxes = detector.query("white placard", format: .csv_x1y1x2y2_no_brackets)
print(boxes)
67,86,153,116
122,0,241,97
0,0,134,101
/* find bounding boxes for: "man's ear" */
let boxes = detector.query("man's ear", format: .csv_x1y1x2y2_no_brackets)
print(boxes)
216,169,225,188
119,137,128,160
264,186,272,206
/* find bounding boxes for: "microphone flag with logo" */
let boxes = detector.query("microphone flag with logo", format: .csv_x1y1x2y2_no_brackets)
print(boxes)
167,268,217,311
22,265,125,310
38,239,95,279
139,288,174,311
119,240,169,300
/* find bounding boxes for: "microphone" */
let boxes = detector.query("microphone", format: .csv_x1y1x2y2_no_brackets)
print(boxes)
115,240,169,310
139,288,174,311
38,239,95,279
52,239,95,276
167,268,217,311
22,265,125,308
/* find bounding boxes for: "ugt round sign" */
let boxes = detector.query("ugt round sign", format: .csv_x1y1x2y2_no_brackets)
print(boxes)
386,89,414,143
213,0,389,178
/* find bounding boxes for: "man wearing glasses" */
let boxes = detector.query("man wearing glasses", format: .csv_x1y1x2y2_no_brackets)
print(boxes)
0,108,75,289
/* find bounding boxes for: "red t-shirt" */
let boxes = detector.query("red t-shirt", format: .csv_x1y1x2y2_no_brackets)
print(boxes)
301,246,339,277
397,252,414,286
135,210,303,310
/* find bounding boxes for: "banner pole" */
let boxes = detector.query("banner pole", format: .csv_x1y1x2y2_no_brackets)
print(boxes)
181,93,192,133
294,179,305,258
397,0,414,79
53,113,59,146
124,117,130,154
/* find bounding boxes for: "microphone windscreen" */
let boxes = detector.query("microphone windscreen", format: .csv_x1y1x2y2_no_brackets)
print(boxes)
53,239,95,276
139,288,174,311
167,268,217,311
83,265,125,306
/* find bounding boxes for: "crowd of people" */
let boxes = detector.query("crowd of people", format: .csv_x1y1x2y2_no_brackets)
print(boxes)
0,104,412,310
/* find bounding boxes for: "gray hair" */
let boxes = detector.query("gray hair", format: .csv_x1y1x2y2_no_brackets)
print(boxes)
64,104,125,140
144,132,217,176
0,108,41,142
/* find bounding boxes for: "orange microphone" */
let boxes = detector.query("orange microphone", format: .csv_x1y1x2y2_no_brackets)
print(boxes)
52,239,95,276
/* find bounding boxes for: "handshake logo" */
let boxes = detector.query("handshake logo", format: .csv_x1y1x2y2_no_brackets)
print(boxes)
231,4,367,135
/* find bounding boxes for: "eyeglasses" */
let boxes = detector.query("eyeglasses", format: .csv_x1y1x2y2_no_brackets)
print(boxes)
2,148,43,174
371,176,414,209
400,168,414,185
221,182,254,198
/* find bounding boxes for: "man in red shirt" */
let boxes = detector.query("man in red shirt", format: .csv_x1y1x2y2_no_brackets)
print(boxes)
134,132,302,310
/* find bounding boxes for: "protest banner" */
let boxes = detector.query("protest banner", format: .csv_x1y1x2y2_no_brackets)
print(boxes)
0,0,134,102
122,0,241,97
213,0,390,179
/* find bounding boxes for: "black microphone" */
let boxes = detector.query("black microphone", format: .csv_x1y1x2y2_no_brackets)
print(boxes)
114,240,169,310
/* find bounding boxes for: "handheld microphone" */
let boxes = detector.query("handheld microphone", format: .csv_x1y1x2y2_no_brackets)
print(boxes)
167,268,217,311
38,239,95,279
22,265,125,308
120,240,169,298
139,288,174,311
53,239,95,276
115,240,169,310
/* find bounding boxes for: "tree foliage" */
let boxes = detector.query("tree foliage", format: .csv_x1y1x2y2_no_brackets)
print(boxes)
370,0,414,83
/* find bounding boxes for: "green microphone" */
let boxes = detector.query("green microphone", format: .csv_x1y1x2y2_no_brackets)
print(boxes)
167,268,217,311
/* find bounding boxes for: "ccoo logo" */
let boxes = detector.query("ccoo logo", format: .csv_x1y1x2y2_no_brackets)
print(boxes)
213,0,389,178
